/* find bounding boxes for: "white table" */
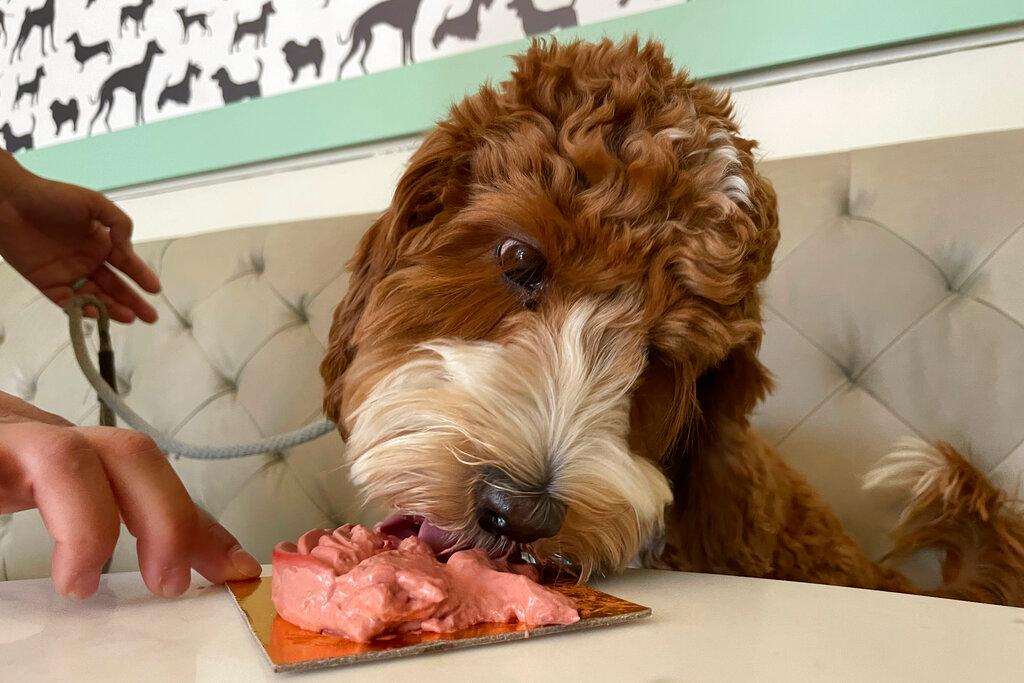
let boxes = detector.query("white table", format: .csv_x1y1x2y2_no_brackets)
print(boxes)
1,567,1021,682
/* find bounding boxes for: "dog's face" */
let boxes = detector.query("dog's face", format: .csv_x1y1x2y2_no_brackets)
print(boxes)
264,2,276,16
187,61,202,77
210,68,228,84
321,39,779,576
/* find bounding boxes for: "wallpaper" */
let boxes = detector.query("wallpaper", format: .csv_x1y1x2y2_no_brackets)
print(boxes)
0,0,686,154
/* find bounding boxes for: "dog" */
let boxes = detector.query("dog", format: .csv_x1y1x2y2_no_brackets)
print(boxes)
319,38,1024,605
66,32,114,72
176,7,213,44
432,0,494,49
1,115,35,153
337,0,423,78
158,61,202,111
210,59,262,104
50,98,80,136
120,0,155,40
231,2,275,52
282,38,324,83
506,0,577,36
13,66,45,108
9,0,56,64
89,39,164,134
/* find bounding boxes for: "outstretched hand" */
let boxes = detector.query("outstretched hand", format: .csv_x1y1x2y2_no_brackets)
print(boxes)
0,153,161,323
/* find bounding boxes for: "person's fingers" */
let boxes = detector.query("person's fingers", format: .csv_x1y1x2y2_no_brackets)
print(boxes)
91,264,158,324
15,425,121,599
190,507,262,584
92,196,161,295
50,279,137,324
82,427,198,598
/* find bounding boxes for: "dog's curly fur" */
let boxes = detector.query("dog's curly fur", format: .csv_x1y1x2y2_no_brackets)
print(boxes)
321,37,1024,604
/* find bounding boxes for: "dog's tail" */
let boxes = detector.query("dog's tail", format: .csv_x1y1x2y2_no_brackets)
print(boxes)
255,57,263,80
864,438,1024,606
337,27,353,46
29,113,35,134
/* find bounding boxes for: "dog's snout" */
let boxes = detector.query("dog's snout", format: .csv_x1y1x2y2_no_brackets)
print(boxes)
476,470,565,543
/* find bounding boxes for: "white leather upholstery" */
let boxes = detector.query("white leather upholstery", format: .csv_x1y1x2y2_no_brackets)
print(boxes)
2,129,1022,581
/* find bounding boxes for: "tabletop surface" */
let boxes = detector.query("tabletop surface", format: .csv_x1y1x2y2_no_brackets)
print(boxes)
1,567,1022,682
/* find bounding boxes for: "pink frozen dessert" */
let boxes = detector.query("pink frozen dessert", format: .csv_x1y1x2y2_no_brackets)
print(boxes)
271,523,580,642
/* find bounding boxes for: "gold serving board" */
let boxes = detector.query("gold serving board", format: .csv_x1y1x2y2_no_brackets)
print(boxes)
227,577,651,673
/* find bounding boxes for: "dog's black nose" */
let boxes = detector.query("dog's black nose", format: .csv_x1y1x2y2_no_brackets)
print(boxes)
476,470,565,543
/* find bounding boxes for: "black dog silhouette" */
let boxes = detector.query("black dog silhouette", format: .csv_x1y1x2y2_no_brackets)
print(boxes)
51,98,80,136
158,61,201,110
87,0,100,7
210,58,262,104
231,2,275,53
89,39,164,134
120,0,155,40
13,65,45,108
66,32,114,72
177,7,213,44
9,0,56,64
432,0,494,49
506,0,577,36
337,0,423,78
1,115,36,153
282,38,323,83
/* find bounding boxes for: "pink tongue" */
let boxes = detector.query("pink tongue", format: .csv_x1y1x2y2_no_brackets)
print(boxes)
376,514,458,555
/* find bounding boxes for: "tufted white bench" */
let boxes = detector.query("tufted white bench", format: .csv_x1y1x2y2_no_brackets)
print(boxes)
1,129,1022,582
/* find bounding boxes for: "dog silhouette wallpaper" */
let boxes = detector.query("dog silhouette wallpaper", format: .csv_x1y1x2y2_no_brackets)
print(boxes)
0,0,684,154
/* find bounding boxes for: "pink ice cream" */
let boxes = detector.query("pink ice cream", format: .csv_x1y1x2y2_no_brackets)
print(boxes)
271,524,580,642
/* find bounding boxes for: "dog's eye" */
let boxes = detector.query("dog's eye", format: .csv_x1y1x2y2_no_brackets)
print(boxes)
496,238,546,293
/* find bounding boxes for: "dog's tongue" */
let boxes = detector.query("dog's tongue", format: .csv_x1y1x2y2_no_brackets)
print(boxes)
377,514,458,556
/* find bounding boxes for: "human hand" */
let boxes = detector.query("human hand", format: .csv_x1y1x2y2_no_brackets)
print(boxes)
0,153,160,324
0,392,262,599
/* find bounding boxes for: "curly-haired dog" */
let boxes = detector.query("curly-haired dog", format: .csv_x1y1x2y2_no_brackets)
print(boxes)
320,38,1024,605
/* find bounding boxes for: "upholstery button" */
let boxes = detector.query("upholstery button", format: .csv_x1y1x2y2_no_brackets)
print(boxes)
251,254,265,275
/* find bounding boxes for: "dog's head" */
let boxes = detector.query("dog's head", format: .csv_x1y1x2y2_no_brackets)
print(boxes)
187,61,202,77
210,68,229,84
321,38,778,577
506,0,527,15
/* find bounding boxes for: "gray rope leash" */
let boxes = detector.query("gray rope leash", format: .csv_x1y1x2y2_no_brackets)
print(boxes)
64,294,335,460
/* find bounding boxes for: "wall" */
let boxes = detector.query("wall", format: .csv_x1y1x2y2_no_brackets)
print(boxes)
113,30,1024,243
4,0,1022,191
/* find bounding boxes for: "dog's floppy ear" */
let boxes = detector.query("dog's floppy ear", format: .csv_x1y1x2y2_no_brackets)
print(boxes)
320,130,470,425
693,150,779,440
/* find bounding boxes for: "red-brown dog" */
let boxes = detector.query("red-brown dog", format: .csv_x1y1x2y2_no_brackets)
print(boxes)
321,38,1024,605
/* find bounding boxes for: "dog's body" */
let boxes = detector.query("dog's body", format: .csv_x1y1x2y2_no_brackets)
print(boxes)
320,38,1024,606
50,97,80,135
177,8,213,44
66,32,114,72
231,2,275,52
1,115,35,153
337,0,423,78
507,0,577,36
13,66,45,108
158,61,201,111
9,0,56,64
210,59,262,104
432,0,493,49
89,39,164,134
120,0,154,39
282,38,324,83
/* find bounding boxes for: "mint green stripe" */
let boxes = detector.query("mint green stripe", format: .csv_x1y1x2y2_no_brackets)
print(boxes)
19,0,1024,191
